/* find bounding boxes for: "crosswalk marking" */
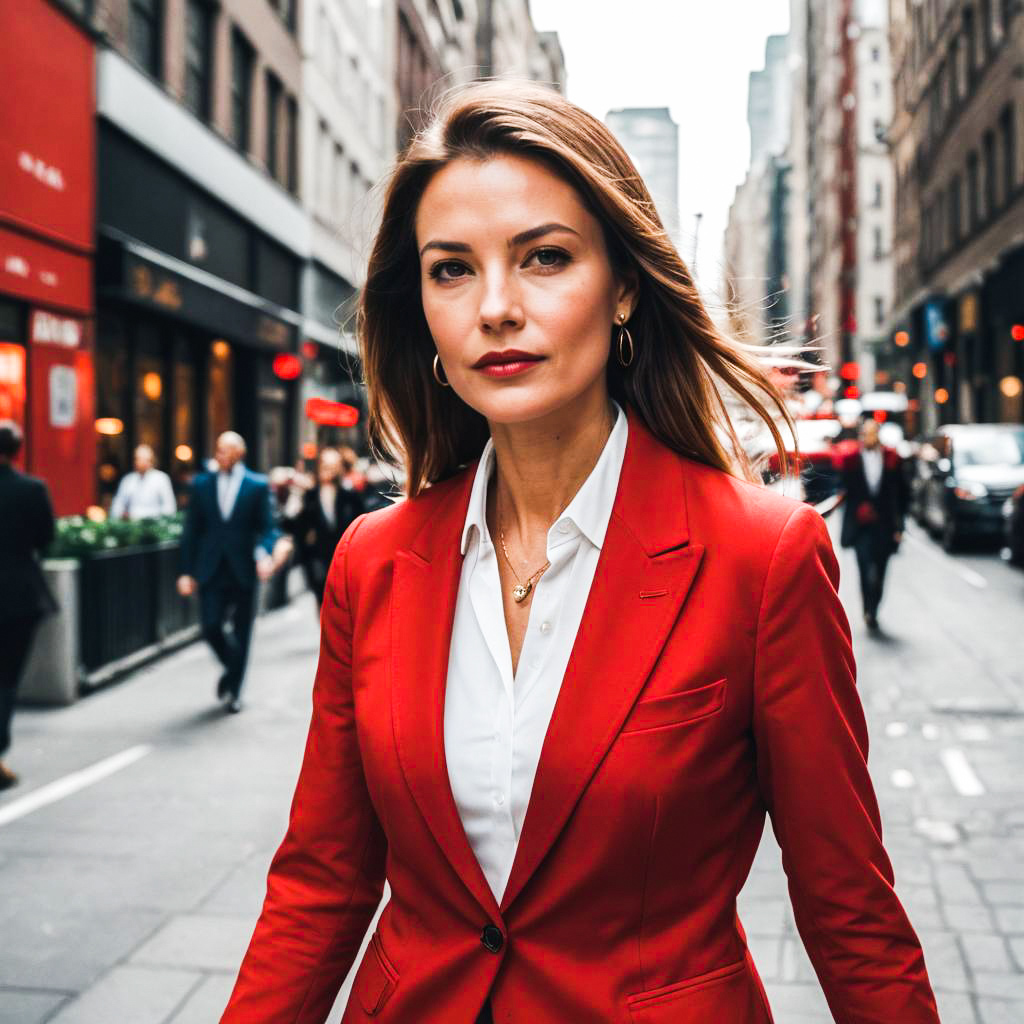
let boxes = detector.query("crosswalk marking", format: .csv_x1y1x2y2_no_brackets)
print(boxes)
940,748,986,796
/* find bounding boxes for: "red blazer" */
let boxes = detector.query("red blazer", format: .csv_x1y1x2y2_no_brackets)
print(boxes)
222,407,939,1023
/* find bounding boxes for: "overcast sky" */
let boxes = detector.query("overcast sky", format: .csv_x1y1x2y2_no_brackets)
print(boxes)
530,0,791,306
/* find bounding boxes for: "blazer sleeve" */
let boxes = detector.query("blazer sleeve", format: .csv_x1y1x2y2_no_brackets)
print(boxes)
752,504,939,1024
221,516,387,1023
255,478,281,558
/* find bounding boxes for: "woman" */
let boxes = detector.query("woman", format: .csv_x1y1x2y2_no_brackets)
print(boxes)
283,447,365,606
222,83,938,1023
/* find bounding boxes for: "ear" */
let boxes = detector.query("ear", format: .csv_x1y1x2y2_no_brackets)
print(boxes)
614,269,640,321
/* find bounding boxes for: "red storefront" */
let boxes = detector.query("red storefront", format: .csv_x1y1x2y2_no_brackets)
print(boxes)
0,0,95,515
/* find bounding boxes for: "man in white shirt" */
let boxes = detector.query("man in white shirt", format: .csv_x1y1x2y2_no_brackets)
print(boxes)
109,445,176,520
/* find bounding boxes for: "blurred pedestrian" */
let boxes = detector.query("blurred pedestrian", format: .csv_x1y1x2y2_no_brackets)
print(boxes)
0,420,56,790
177,432,280,713
109,443,176,520
222,83,938,1024
282,447,364,606
839,418,908,631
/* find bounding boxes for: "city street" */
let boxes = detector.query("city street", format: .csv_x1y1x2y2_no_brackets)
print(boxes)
1,519,1022,1024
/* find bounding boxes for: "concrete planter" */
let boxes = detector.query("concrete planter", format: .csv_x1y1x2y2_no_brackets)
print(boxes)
19,559,81,707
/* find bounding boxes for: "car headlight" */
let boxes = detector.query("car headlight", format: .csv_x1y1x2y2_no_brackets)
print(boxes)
953,481,988,500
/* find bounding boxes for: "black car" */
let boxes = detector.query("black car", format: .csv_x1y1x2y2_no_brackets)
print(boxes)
912,424,1024,551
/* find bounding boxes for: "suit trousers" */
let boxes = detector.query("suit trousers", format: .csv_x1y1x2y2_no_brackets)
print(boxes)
0,614,42,756
853,528,893,618
199,571,256,697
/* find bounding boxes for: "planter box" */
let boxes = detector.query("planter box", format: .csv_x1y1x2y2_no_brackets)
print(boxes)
19,560,81,706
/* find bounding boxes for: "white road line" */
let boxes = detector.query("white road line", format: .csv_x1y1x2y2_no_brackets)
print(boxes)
0,744,153,828
939,747,986,797
905,528,988,589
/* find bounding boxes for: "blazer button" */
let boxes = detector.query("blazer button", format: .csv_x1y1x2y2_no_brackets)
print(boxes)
480,924,504,953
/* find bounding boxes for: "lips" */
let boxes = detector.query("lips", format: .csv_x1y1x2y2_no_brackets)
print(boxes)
472,349,544,369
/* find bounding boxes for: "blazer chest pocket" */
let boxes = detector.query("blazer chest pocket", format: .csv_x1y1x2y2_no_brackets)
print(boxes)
353,932,398,1016
621,678,727,735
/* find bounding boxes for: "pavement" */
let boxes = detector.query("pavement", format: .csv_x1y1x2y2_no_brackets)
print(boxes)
0,517,1022,1023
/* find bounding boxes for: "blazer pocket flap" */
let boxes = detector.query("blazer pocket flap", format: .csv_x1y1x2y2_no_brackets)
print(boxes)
622,678,727,734
355,934,397,1016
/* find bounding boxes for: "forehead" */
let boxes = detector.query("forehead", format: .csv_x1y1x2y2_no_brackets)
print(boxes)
415,154,594,243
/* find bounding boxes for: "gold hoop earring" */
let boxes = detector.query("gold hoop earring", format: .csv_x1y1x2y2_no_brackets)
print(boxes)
432,353,450,387
616,314,635,368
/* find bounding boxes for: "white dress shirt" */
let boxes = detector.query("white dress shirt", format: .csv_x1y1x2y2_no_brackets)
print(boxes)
217,461,246,520
110,468,176,520
444,403,628,902
861,446,883,495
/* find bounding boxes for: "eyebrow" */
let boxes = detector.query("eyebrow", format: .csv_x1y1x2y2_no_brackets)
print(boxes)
418,222,581,258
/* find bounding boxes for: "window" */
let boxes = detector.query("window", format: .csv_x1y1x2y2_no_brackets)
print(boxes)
334,143,346,220
874,119,886,143
949,174,963,245
874,296,885,326
184,0,213,121
962,8,976,87
265,71,282,180
317,120,331,214
129,0,162,78
873,226,884,259
967,150,980,229
871,46,881,62
285,96,298,194
873,180,883,207
983,129,998,215
230,29,254,151
1000,104,1017,205
873,80,882,98
268,0,296,31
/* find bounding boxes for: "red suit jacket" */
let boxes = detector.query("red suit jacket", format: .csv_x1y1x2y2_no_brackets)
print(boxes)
222,407,939,1023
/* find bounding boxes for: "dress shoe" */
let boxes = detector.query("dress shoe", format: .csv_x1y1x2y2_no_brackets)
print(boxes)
227,697,243,714
217,672,231,700
864,612,879,631
0,762,19,791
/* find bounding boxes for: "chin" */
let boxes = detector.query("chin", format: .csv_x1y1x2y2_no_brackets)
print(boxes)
461,383,593,428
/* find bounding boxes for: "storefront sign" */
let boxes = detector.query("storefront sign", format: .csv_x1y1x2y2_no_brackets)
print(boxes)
959,292,979,334
0,0,94,250
924,301,950,351
49,363,77,427
0,224,92,314
306,397,359,427
31,309,83,348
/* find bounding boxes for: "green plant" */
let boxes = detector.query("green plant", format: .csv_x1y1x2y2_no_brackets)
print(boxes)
47,513,185,558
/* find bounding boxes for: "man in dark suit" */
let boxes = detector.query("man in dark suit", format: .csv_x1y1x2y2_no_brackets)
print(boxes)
839,418,908,631
0,421,56,789
178,432,280,713
283,447,364,607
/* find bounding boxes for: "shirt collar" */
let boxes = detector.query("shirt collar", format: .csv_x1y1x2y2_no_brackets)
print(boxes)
221,462,245,480
459,401,628,556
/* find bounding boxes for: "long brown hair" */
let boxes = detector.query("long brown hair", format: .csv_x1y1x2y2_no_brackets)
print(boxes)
359,81,793,497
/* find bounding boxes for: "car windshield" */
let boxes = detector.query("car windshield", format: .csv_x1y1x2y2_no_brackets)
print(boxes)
953,430,1024,467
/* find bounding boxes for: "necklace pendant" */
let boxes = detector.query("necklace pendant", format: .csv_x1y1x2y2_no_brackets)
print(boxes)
512,581,532,603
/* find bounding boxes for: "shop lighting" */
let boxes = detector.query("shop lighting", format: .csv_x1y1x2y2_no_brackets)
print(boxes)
273,353,303,380
1000,376,1022,399
95,417,124,435
934,388,949,404
893,330,910,347
142,372,162,400
1012,325,1024,342
211,339,231,360
912,362,927,379
175,444,194,462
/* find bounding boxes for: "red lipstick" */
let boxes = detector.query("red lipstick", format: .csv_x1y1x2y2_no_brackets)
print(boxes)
472,349,545,378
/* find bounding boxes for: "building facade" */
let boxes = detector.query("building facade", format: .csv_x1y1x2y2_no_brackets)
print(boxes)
886,0,1023,427
0,1,96,516
605,107,681,255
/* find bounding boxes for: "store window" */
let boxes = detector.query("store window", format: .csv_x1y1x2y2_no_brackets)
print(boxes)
1000,104,1017,205
184,0,214,122
230,28,255,152
207,339,234,459
95,317,131,509
171,339,198,498
134,325,166,459
129,0,163,79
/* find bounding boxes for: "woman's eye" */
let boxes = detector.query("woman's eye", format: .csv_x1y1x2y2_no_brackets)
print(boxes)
429,261,470,281
527,248,570,270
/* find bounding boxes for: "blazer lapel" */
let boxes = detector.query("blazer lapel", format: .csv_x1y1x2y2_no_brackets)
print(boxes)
500,410,705,912
391,471,503,922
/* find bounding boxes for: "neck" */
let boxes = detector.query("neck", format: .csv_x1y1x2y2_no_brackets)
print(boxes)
487,386,616,544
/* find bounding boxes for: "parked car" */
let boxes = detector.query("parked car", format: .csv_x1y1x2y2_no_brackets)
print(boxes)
912,424,1024,551
1004,484,1024,566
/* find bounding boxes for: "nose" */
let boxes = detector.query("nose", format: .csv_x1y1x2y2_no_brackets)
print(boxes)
478,268,523,335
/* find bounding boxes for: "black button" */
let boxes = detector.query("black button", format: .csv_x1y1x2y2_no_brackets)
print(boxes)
480,924,504,953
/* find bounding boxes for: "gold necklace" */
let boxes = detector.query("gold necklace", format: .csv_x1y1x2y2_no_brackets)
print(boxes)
497,517,550,604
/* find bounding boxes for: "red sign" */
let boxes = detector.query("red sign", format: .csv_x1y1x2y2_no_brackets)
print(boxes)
0,0,95,252
306,397,359,427
839,361,860,381
0,343,27,470
272,353,302,380
0,224,92,314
